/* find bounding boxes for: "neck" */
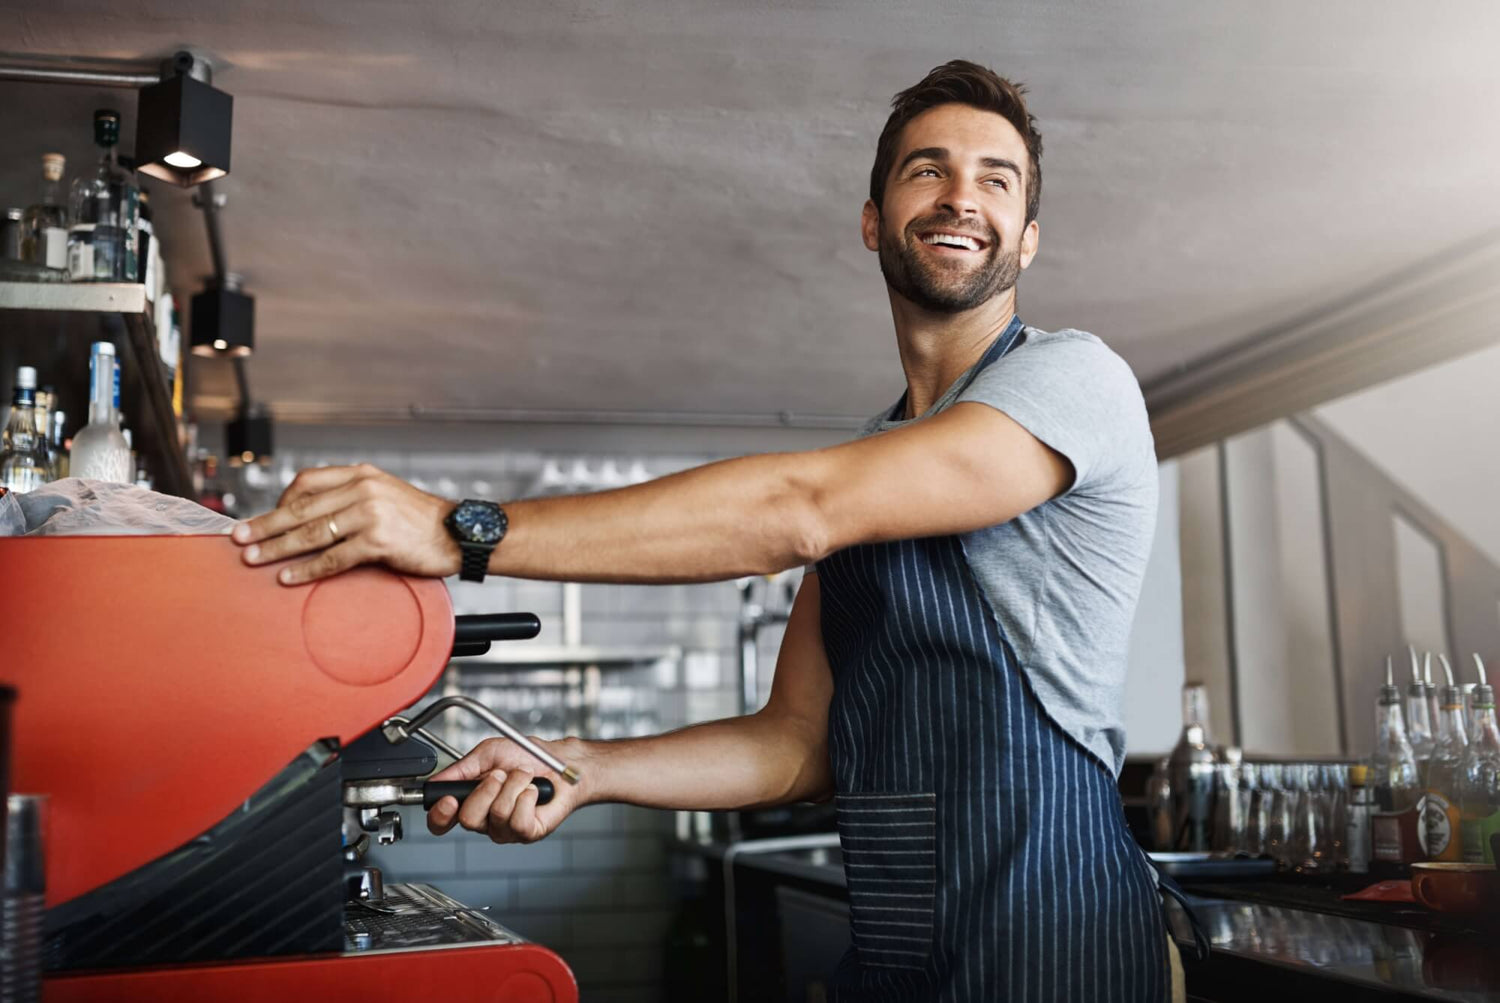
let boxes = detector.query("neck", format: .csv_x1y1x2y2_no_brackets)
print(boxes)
889,285,1018,420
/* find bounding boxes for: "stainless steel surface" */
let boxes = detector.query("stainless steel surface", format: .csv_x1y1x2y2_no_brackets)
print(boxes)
2,795,47,1003
0,66,160,88
1166,892,1500,1001
386,695,580,784
448,644,681,666
383,714,464,760
342,881,525,957
356,806,404,845
348,865,384,905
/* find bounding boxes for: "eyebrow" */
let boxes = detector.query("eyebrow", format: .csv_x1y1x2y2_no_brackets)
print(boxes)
897,146,1023,180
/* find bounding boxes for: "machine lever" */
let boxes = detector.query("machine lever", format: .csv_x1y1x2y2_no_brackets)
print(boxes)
422,778,555,810
453,613,541,644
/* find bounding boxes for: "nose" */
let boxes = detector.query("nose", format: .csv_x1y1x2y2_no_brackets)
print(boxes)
937,175,982,217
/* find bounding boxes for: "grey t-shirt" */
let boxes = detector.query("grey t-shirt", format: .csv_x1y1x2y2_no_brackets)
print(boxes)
819,325,1157,774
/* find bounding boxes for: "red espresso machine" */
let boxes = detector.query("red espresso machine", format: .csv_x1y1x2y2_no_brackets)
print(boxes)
0,534,578,1002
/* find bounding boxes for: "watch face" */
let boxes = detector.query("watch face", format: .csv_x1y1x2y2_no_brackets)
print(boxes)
451,501,506,544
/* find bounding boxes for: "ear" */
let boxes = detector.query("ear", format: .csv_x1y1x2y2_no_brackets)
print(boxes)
1018,218,1040,270
861,199,881,252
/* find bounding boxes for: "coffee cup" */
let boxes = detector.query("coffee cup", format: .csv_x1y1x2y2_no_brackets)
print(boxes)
1411,862,1500,913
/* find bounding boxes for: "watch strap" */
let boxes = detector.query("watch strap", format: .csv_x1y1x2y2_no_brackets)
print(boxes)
458,541,491,583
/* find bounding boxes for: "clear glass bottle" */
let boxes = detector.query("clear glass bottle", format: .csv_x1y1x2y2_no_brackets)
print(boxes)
1,367,52,494
68,109,139,283
1405,647,1435,782
31,387,55,482
48,405,68,480
1168,682,1219,851
69,342,132,483
1421,656,1469,862
1371,657,1422,873
1459,655,1500,864
1346,763,1373,873
21,153,69,271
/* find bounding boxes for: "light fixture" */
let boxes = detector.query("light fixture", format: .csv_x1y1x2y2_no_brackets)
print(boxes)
135,51,232,187
190,273,254,358
225,412,273,467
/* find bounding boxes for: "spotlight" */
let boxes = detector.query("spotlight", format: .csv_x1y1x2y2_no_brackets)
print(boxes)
134,51,232,187
226,412,273,467
190,273,253,358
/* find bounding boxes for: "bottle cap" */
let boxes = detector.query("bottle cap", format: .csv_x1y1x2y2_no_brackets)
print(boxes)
41,153,65,181
92,109,121,148
1348,763,1368,786
4,208,21,222
15,367,36,390
1472,654,1494,710
91,341,116,357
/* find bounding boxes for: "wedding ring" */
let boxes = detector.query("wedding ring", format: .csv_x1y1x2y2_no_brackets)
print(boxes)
326,516,340,541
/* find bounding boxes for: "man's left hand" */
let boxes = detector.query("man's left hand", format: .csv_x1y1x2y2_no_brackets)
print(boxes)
231,464,463,585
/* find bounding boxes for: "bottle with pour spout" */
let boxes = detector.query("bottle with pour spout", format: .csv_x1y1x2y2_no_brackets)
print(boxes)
1404,647,1435,784
1460,655,1500,864
1419,655,1469,861
1371,656,1422,875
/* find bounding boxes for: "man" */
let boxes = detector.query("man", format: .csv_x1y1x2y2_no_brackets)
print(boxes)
234,60,1181,1002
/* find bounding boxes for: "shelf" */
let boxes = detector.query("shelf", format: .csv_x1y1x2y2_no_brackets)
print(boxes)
452,645,682,667
0,281,193,499
0,281,146,314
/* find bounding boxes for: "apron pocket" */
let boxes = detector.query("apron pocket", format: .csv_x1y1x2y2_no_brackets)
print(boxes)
835,791,937,971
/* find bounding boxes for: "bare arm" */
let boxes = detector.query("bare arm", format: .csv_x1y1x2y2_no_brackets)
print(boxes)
426,574,833,842
233,401,1071,585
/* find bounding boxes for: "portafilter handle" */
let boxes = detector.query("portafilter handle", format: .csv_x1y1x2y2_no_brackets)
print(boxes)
450,614,542,657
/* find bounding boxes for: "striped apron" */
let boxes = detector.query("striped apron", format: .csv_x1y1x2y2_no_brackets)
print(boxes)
816,317,1169,1002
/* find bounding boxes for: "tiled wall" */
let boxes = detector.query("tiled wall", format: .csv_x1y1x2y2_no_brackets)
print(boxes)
368,574,788,1002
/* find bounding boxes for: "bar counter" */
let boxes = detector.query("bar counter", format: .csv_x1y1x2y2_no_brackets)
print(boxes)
673,836,1500,1002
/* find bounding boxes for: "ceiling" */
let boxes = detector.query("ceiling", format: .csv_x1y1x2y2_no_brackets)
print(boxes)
3,0,1500,423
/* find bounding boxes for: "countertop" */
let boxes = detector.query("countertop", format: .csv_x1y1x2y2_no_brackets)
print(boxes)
676,838,1500,1001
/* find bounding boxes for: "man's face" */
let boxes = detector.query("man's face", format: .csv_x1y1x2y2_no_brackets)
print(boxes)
862,103,1039,314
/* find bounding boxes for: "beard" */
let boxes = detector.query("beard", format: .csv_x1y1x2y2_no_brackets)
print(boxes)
877,213,1021,314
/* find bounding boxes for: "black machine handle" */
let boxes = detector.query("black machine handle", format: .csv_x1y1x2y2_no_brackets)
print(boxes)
453,613,542,645
422,777,554,810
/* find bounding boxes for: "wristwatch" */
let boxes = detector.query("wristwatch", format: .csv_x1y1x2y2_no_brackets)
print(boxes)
444,499,508,582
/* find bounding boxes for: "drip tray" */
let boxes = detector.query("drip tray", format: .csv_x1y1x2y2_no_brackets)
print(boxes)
344,882,524,955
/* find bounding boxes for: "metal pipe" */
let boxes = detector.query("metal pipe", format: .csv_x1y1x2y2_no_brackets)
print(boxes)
385,695,581,784
0,66,159,88
383,714,465,761
232,359,251,417
198,182,228,282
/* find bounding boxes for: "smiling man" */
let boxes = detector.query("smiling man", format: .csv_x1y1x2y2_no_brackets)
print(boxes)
234,60,1179,1002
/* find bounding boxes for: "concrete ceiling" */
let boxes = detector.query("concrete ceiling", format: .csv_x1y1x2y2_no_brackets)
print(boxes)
3,0,1500,423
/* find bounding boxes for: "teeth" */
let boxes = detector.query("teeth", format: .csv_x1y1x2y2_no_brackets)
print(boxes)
921,233,981,250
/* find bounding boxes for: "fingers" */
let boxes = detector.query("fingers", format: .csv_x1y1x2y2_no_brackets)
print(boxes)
234,479,366,549
276,540,366,586
456,771,507,832
427,795,461,836
274,464,377,511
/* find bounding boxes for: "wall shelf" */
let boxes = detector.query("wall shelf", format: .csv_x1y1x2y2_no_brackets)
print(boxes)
0,281,192,498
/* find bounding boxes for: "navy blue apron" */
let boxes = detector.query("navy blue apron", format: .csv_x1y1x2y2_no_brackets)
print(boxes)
816,316,1170,1002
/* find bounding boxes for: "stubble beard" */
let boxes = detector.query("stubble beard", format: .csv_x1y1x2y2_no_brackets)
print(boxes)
877,213,1021,314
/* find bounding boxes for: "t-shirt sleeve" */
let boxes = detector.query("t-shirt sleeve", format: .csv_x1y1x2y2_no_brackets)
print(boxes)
955,334,1152,494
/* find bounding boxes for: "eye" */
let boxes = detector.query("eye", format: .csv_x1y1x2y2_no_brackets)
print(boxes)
985,176,1011,191
912,166,940,178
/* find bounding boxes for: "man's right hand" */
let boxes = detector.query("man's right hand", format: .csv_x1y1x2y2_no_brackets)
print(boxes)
425,736,590,844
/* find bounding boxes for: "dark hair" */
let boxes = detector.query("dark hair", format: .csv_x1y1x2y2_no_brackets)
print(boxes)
870,60,1043,225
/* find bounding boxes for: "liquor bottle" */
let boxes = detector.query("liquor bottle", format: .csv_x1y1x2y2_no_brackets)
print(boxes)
1345,764,1373,873
1,367,51,493
48,405,68,480
1404,647,1435,783
20,153,69,271
1424,653,1442,757
1420,655,1469,861
31,387,55,482
69,342,132,483
1459,655,1500,864
68,109,140,283
1167,682,1219,851
1371,657,1422,875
